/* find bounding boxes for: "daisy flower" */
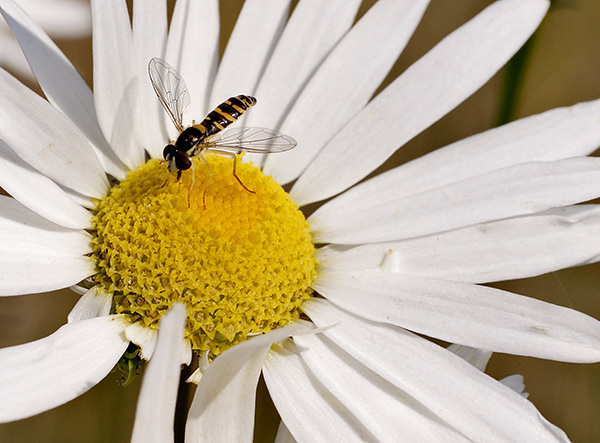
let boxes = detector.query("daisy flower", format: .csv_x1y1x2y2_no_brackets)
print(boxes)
0,0,91,81
1,0,600,441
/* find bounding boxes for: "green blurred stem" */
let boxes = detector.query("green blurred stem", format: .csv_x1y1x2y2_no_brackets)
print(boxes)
496,1,568,126
495,30,540,127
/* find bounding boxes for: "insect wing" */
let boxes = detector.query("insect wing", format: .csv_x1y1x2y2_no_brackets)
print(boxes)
201,127,297,155
148,57,190,132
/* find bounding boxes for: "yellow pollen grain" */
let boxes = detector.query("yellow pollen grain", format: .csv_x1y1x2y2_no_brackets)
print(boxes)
91,154,317,356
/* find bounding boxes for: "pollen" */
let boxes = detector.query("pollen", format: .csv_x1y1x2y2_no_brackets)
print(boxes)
90,154,317,356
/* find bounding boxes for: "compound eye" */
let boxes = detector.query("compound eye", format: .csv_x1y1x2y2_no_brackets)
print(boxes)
174,151,192,170
163,144,177,161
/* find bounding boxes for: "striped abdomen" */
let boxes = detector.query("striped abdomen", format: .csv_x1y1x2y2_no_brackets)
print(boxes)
193,95,257,141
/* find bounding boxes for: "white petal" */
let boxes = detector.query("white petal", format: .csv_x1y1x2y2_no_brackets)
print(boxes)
294,333,468,441
447,344,492,372
0,32,31,79
314,244,353,264
242,0,361,133
0,315,129,423
303,300,570,442
0,0,128,180
6,0,91,38
0,232,95,296
59,184,95,209
185,324,309,443
314,269,600,362
0,0,90,81
91,0,145,169
131,304,187,443
186,368,202,385
126,321,158,361
0,68,110,197
500,374,528,398
263,340,374,443
133,0,166,64
318,98,600,214
69,284,87,295
291,0,550,205
0,193,90,256
0,251,94,296
310,157,600,244
165,0,219,123
274,421,296,443
210,0,290,105
67,286,113,323
264,0,429,184
180,339,192,366
378,249,400,273
186,351,209,384
319,205,600,283
132,0,169,159
0,141,92,229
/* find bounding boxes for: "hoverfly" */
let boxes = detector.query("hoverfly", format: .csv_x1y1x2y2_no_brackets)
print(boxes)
148,57,297,193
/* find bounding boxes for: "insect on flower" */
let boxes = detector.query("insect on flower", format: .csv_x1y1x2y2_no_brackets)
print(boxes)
148,57,297,193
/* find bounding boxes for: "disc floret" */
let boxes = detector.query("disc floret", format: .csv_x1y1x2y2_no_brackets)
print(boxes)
91,154,317,355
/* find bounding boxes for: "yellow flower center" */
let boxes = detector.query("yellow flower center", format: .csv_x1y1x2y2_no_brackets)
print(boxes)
91,154,317,355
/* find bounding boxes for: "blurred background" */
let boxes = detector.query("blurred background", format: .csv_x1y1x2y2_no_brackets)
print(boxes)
0,0,599,441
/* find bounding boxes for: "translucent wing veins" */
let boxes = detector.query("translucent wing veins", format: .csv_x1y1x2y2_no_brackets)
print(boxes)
148,57,190,132
197,127,298,155
148,58,299,159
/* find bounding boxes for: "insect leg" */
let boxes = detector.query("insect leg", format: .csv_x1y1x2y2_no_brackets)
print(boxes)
198,152,213,209
233,155,255,194
211,150,255,194
189,160,196,192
